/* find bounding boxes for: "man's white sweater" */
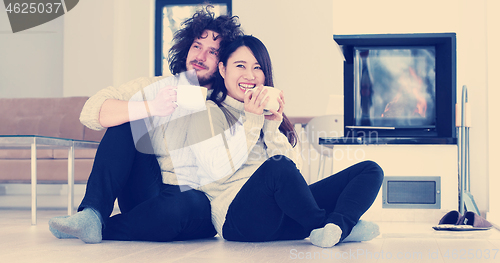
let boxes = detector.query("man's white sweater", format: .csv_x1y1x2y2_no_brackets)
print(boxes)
79,74,205,186
79,75,300,237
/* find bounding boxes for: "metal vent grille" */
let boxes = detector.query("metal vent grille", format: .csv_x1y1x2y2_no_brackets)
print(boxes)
382,176,441,209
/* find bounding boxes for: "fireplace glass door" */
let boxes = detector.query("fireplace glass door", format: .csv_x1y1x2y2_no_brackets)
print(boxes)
354,46,436,129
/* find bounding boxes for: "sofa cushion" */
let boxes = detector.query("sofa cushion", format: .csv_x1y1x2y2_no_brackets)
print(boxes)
0,97,90,140
83,127,105,142
0,97,104,185
0,149,96,160
53,149,97,159
0,149,53,159
0,159,94,183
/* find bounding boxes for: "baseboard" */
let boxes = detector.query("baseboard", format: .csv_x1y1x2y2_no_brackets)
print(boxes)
486,211,500,230
361,208,450,223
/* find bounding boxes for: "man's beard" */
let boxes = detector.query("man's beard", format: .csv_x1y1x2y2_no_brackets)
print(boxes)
185,68,216,87
197,72,216,86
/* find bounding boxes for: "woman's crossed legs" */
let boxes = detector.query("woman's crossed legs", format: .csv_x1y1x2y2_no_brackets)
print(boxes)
222,156,383,246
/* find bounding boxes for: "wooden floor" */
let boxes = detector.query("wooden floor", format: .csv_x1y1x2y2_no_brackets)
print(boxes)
1,208,500,263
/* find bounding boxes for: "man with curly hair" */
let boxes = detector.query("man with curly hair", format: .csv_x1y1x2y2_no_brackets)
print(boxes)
48,6,243,244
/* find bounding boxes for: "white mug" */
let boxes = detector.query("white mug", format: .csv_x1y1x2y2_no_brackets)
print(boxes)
247,86,281,114
262,86,281,114
176,85,207,110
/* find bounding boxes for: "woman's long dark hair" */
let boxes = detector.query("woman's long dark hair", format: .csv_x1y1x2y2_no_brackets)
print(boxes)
209,35,298,147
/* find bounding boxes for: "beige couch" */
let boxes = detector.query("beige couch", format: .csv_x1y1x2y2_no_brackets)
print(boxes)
0,97,105,184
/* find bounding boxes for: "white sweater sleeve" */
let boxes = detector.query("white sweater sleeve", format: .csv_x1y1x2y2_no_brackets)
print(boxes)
79,76,167,130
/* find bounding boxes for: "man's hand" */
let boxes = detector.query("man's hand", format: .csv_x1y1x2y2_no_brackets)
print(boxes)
148,86,178,117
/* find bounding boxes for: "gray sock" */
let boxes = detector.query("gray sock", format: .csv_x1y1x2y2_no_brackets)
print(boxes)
49,216,76,239
343,220,380,242
309,223,342,248
48,208,102,244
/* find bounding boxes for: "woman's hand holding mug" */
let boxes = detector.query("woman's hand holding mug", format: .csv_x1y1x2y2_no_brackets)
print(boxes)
244,85,269,115
264,89,284,122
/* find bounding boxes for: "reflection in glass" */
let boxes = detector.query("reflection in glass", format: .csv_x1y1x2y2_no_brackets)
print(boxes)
354,47,436,128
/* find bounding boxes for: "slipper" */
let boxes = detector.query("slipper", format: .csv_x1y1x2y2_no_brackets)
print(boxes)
432,210,463,231
438,210,461,225
432,224,476,231
457,211,493,230
433,211,492,231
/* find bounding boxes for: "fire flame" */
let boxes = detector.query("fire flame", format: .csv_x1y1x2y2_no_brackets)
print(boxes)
381,67,427,118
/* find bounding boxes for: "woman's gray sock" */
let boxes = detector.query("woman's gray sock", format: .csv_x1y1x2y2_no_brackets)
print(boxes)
48,208,102,244
343,220,380,242
309,223,342,248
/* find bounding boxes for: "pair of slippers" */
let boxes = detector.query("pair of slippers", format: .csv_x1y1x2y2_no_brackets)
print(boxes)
433,210,493,231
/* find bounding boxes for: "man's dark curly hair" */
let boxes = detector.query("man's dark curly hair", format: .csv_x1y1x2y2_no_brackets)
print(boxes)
168,6,243,75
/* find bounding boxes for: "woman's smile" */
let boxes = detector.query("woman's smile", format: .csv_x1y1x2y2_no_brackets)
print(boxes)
238,83,256,92
219,46,265,102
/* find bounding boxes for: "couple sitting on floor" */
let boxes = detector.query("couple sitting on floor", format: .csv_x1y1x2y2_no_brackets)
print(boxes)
48,7,384,248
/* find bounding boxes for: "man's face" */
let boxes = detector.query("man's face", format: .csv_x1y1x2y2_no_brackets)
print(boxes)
186,30,222,88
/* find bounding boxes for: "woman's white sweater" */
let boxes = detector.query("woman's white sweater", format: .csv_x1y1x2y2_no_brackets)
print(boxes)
187,96,299,237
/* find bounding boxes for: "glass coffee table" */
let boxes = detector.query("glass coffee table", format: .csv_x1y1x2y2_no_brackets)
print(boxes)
0,135,99,225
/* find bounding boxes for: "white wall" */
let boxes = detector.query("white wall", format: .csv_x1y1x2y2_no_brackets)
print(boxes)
62,0,340,115
327,0,490,214
112,0,154,88
456,0,489,216
0,4,64,98
63,0,114,97
2,0,496,217
331,145,458,221
235,0,491,213
487,0,500,224
62,0,154,97
233,0,341,117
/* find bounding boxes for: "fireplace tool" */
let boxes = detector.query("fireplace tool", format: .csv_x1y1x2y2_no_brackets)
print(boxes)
458,85,480,215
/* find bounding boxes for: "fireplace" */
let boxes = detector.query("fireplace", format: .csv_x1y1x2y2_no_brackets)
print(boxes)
334,33,457,144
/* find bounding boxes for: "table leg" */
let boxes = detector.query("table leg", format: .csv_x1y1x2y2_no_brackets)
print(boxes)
31,137,37,225
296,123,310,184
303,125,311,184
68,143,75,216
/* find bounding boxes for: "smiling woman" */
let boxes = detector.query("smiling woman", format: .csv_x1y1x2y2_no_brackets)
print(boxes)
218,46,265,102
155,0,232,76
187,35,384,248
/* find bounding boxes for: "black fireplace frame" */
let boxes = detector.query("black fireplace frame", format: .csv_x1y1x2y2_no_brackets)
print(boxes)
334,33,457,144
